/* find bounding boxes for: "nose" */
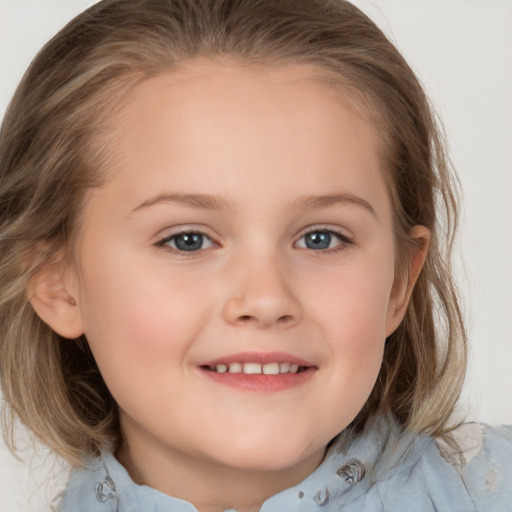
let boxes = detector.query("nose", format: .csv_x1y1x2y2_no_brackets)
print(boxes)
222,254,302,329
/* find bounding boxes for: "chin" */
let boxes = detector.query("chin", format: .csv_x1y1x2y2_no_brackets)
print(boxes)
207,433,324,473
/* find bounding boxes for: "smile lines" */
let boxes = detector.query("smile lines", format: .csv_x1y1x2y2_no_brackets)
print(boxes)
203,362,306,375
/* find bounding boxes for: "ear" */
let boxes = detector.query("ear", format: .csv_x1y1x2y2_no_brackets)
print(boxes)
28,255,85,339
385,225,430,337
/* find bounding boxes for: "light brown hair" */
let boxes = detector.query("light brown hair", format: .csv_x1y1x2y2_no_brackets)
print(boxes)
0,0,465,466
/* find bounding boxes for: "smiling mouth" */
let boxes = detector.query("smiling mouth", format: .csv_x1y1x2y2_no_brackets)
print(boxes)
197,353,316,391
201,362,309,375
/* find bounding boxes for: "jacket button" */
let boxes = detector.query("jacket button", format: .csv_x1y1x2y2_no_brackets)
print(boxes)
313,488,330,506
336,458,366,484
96,475,118,504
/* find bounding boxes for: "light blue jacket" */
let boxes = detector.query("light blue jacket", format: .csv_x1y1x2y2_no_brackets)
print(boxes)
59,416,512,511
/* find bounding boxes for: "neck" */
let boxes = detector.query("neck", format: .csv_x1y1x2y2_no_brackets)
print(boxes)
116,427,325,512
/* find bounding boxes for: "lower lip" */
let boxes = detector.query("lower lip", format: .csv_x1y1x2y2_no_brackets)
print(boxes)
198,367,316,392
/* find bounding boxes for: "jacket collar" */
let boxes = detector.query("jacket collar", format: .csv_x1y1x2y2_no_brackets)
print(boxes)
59,414,430,512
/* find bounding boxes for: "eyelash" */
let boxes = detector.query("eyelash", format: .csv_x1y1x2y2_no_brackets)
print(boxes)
155,227,353,255
295,227,352,253
155,230,217,254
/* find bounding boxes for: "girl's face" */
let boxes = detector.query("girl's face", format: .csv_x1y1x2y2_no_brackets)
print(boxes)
59,61,422,498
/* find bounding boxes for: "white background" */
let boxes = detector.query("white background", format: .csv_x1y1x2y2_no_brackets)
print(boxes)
1,1,511,510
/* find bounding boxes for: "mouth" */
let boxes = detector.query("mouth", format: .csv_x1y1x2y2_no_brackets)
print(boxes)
197,352,317,392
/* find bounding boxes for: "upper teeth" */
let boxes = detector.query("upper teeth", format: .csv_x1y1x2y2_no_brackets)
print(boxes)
211,362,301,375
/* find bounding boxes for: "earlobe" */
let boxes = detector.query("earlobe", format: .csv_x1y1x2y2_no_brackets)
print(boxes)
28,258,85,339
385,225,430,337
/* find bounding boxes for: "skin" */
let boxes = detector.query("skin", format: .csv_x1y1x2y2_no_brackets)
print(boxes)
31,60,429,512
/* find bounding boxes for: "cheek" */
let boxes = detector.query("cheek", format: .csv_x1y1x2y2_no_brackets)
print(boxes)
314,253,395,341
75,249,212,387
306,249,394,399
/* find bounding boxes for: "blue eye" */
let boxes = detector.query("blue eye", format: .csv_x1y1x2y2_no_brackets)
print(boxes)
304,231,331,249
296,230,348,251
158,231,214,252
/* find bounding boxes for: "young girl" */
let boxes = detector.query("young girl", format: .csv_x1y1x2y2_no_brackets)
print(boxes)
1,0,511,511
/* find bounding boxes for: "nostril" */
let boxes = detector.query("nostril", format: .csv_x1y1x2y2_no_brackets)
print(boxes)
237,314,294,325
235,313,296,327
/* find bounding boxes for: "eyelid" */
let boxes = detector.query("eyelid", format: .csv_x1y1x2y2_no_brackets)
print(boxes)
296,225,352,241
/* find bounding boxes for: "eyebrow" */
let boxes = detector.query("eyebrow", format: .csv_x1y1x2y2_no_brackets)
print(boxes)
130,193,230,213
130,191,377,219
293,193,378,219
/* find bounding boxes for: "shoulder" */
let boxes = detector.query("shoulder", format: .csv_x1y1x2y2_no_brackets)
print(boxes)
435,422,512,510
339,418,512,512
282,416,512,512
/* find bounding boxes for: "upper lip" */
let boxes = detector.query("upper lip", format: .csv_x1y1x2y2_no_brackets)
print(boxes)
197,351,315,368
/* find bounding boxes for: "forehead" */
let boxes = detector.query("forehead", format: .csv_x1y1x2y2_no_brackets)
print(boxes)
91,59,390,222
